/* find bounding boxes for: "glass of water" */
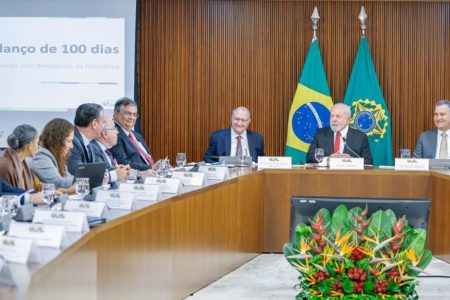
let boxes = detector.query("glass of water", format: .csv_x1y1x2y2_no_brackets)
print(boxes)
176,153,187,168
238,149,249,167
2,195,20,220
314,148,325,164
157,159,170,178
41,183,56,207
400,148,411,158
75,177,90,200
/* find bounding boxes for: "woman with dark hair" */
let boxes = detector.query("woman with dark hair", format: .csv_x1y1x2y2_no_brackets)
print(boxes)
30,118,75,189
0,124,41,190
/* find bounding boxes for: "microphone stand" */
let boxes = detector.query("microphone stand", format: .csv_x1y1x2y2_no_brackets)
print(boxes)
342,137,361,158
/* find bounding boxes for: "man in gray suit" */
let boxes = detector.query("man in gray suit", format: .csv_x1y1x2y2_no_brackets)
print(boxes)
414,99,450,159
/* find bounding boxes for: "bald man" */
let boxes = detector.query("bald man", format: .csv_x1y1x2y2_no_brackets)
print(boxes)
204,106,264,163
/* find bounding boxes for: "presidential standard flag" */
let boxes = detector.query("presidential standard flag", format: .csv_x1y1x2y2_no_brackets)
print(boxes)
285,39,333,164
343,36,393,166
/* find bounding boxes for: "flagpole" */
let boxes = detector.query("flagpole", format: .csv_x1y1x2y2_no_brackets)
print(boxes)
311,6,320,42
359,6,367,37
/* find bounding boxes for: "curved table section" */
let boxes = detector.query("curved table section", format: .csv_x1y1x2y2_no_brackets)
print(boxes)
10,169,450,299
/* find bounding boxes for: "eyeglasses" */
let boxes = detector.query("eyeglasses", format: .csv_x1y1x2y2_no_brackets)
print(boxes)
121,111,139,118
233,117,250,123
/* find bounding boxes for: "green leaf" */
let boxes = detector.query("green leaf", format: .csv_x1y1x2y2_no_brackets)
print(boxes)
368,210,392,242
283,243,307,272
296,223,310,242
364,278,374,293
318,278,332,295
416,249,433,271
383,209,396,237
402,228,426,255
342,277,354,294
387,281,400,293
331,205,350,237
356,257,370,270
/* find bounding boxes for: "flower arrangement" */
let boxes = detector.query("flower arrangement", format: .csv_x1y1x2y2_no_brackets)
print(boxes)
283,205,432,300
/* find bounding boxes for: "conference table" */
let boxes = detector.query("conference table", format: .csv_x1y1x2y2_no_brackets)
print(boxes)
3,167,450,300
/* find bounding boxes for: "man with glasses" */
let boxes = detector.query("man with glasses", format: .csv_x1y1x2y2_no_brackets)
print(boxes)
110,97,156,171
204,106,264,163
68,103,106,175
91,118,131,183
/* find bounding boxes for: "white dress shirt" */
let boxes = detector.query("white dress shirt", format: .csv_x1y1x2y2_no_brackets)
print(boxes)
230,129,250,157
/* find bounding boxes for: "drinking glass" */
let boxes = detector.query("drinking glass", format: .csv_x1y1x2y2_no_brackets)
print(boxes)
0,197,7,235
2,195,19,220
314,148,325,164
157,159,169,178
75,177,90,200
400,148,411,159
41,183,56,206
176,153,187,168
238,149,249,167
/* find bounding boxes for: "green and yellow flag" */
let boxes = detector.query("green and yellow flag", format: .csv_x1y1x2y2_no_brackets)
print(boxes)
343,36,393,166
285,39,333,164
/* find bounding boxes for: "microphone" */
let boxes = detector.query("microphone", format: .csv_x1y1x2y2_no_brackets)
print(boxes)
342,137,361,158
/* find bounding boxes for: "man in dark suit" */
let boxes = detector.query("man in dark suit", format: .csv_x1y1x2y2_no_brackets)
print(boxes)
306,103,372,165
91,118,131,183
204,106,264,163
414,99,450,159
109,98,156,171
67,103,106,175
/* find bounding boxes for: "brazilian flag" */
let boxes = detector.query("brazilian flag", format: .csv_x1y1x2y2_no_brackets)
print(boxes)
343,36,393,166
285,39,333,164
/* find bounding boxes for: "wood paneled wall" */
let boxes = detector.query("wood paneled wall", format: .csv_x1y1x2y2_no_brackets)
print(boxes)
137,0,450,162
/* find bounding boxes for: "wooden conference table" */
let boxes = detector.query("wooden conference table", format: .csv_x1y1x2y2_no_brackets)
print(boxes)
11,168,450,299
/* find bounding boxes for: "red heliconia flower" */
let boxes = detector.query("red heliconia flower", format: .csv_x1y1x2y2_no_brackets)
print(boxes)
350,247,367,261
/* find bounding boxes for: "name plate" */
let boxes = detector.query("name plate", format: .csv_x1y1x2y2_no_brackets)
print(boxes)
329,157,364,170
119,183,159,201
0,236,39,264
171,171,206,187
8,223,66,248
257,156,292,169
198,166,230,181
33,210,89,233
65,200,108,218
96,190,137,210
144,177,181,194
395,158,429,171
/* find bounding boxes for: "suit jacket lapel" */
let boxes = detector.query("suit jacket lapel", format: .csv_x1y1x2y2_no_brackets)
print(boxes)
342,128,354,156
75,128,90,163
247,131,256,159
431,129,438,157
225,129,232,156
325,128,335,156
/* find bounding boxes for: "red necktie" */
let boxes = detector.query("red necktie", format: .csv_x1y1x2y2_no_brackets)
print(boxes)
128,133,154,165
334,131,341,154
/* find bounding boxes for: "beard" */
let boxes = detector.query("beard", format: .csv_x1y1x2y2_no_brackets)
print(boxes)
331,123,346,132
